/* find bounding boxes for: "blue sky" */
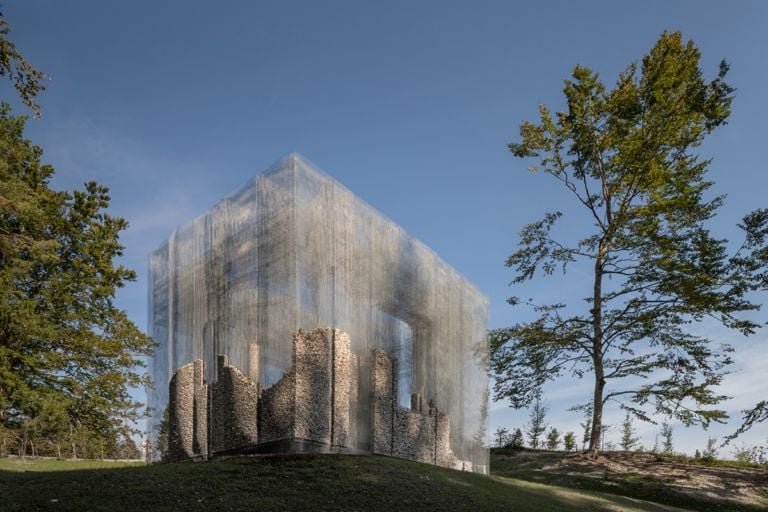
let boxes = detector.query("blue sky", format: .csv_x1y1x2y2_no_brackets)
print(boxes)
5,0,767,455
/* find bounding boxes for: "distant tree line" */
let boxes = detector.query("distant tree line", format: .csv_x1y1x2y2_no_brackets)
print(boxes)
493,399,768,468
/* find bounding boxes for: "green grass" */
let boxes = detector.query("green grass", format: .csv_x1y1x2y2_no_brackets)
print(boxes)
1,454,690,512
0,457,143,472
664,452,768,470
491,449,768,512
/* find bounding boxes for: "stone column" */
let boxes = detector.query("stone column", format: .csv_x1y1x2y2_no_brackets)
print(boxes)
293,329,332,444
168,362,195,460
193,359,208,457
331,329,351,447
371,348,394,455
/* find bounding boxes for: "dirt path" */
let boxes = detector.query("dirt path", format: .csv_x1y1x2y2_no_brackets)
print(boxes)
492,450,768,511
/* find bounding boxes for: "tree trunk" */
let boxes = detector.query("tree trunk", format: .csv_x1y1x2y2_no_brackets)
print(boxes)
20,430,27,460
69,423,77,460
588,242,606,458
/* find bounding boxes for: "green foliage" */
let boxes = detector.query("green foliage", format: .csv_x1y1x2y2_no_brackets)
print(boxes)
525,397,548,450
579,405,592,450
563,431,576,451
728,400,768,442
509,428,525,449
732,443,756,464
0,12,46,117
491,31,768,455
494,426,510,448
545,427,560,450
0,105,153,450
702,436,718,462
660,422,674,454
620,412,639,451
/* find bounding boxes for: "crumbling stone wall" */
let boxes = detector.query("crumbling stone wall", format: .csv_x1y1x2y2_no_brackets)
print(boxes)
331,330,352,447
167,360,207,461
258,369,295,443
370,348,463,468
371,348,394,455
209,355,259,454
166,328,467,470
167,362,194,460
293,329,332,443
192,360,208,457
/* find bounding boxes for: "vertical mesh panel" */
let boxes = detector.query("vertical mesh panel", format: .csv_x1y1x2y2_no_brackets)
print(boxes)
148,154,489,471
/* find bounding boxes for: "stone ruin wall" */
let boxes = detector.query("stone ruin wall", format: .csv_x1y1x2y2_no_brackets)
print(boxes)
209,355,259,453
371,349,464,471
166,328,468,471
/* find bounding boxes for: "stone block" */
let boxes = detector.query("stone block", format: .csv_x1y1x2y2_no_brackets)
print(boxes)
293,329,332,444
371,348,394,455
192,360,208,457
331,329,351,447
167,362,195,461
209,355,259,454
258,370,295,443
392,408,435,464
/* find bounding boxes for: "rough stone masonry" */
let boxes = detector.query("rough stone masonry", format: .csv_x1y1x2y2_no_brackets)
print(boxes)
166,328,467,471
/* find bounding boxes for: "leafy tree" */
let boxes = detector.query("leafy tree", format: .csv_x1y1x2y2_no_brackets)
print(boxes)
660,422,674,454
509,427,525,449
0,13,151,446
494,426,510,448
599,423,612,451
0,12,46,117
526,396,548,449
490,31,768,457
702,436,718,462
0,105,153,446
729,401,768,442
580,406,592,450
155,406,170,461
620,412,640,451
545,427,561,450
563,431,577,451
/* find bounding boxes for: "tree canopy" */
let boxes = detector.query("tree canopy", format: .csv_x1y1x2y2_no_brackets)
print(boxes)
491,31,768,456
0,12,45,117
0,11,152,457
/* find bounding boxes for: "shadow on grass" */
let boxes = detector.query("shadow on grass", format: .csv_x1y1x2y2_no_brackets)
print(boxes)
492,451,768,512
1,454,692,512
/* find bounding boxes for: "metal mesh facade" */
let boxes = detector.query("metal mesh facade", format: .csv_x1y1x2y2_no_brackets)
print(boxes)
148,154,489,472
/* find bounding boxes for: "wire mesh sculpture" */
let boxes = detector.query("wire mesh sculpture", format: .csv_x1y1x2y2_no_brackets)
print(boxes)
148,154,489,472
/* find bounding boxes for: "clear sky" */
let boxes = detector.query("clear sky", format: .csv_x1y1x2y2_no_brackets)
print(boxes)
5,0,767,455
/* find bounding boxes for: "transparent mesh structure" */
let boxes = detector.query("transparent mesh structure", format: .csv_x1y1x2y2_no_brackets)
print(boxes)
148,154,489,472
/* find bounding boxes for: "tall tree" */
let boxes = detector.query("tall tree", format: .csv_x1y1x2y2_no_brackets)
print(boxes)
509,427,524,449
490,31,768,457
580,406,592,451
660,422,674,454
494,426,510,448
0,12,46,117
620,412,639,451
563,431,577,451
546,427,561,450
0,105,153,443
525,396,548,449
0,10,151,454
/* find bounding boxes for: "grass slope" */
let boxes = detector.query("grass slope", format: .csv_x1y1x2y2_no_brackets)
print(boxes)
492,448,768,512
1,454,688,512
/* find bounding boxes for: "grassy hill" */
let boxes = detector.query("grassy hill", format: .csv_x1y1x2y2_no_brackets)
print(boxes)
1,451,765,511
492,448,768,512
